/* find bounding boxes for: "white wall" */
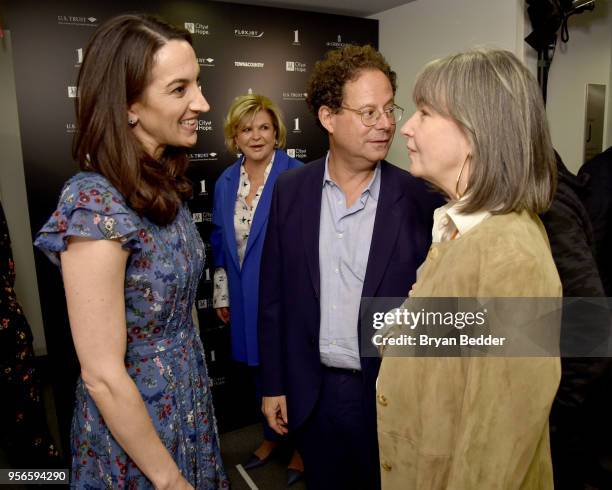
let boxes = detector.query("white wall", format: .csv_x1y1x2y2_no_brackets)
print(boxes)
0,31,47,355
371,0,525,170
545,0,612,173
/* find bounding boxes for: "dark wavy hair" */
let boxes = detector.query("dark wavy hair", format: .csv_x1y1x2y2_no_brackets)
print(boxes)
73,14,193,226
306,44,397,130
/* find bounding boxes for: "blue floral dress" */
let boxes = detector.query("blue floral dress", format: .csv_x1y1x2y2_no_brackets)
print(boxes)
35,172,228,489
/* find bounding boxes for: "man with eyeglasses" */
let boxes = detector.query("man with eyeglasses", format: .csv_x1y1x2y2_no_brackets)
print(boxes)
259,45,442,489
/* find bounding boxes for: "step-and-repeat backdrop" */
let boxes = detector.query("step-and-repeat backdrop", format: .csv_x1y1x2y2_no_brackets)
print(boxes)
5,0,377,440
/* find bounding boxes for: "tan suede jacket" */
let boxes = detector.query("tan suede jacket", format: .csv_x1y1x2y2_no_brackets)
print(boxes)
377,211,562,490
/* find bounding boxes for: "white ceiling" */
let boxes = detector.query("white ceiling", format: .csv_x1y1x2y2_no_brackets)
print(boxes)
210,0,413,17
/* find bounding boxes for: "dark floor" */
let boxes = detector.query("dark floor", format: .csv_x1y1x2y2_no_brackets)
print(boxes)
221,424,306,490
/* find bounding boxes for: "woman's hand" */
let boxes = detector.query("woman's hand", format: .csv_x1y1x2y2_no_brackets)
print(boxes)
216,307,230,324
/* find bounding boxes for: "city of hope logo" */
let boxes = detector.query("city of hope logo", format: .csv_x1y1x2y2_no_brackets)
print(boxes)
287,148,307,159
286,61,306,72
184,22,209,35
197,120,213,132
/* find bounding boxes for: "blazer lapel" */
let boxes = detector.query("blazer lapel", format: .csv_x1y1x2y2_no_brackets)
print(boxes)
362,161,405,298
243,150,287,263
301,158,325,298
223,160,242,271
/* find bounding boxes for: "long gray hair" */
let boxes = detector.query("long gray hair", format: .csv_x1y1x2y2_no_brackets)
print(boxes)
413,48,556,214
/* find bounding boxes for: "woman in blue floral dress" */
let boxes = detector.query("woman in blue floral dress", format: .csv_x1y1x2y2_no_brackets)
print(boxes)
34,14,228,489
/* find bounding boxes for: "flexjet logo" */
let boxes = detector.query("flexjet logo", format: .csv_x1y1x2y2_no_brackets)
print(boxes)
189,152,218,161
197,120,213,132
286,148,307,159
283,91,308,101
234,61,265,68
57,15,98,27
326,34,349,48
185,22,209,35
286,61,306,72
197,57,215,67
234,29,264,38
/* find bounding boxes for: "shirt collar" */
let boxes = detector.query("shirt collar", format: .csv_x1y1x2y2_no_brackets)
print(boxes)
323,151,381,202
432,197,491,242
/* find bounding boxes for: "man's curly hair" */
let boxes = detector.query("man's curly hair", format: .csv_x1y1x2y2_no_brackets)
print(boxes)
306,44,397,130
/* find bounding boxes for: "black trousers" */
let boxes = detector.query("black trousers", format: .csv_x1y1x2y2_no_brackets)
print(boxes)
294,366,380,490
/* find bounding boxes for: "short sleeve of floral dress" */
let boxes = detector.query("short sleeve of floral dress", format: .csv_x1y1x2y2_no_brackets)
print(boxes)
35,172,228,489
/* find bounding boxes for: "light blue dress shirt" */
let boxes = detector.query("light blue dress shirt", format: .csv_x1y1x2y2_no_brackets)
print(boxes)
319,154,381,370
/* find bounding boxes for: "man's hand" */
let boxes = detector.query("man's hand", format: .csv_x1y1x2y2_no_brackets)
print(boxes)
262,395,289,435
215,307,230,324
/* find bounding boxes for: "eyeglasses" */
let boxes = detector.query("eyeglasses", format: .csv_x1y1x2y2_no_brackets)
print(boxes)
340,104,404,127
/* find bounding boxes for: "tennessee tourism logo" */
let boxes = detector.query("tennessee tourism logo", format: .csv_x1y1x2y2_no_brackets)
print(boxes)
286,61,306,73
184,22,209,35
197,57,215,67
287,148,307,159
234,61,265,68
326,34,349,48
58,15,98,27
234,28,264,38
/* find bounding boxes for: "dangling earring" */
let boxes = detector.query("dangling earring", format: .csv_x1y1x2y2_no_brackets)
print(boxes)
455,153,471,199
128,118,137,127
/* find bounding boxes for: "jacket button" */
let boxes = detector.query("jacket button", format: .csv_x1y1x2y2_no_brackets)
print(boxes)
381,462,392,472
377,394,388,406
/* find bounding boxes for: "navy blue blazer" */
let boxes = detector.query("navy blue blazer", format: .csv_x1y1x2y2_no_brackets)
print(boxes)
210,149,302,365
258,157,444,431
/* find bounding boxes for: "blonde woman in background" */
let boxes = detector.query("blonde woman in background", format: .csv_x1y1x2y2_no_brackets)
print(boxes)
210,94,304,485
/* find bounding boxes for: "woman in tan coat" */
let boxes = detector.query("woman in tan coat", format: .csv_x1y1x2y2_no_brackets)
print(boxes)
376,49,562,489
